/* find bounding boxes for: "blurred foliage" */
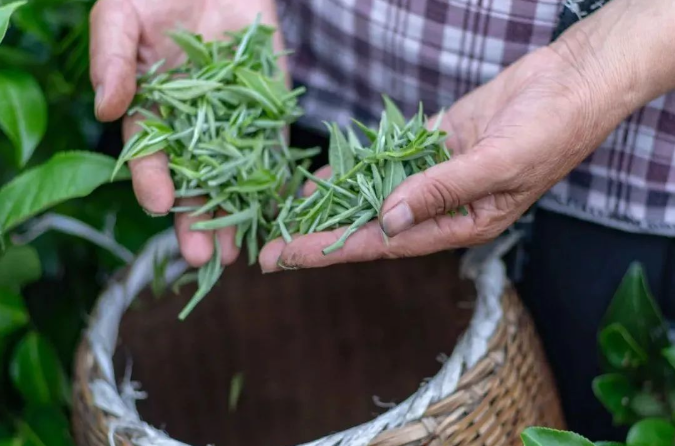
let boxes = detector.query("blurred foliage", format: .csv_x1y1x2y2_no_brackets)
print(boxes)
523,263,675,446
0,0,170,443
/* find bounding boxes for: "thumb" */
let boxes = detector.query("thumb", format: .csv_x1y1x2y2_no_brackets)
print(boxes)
89,0,140,122
379,150,506,237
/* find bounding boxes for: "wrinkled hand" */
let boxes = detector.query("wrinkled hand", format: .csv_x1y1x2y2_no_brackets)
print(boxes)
258,46,622,272
90,0,283,267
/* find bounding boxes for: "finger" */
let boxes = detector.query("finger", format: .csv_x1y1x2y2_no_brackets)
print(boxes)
302,165,332,197
379,147,510,237
175,198,215,267
215,208,240,266
124,116,175,215
259,213,477,272
90,0,140,121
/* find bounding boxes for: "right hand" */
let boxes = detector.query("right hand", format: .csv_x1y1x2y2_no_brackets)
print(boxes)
90,0,284,267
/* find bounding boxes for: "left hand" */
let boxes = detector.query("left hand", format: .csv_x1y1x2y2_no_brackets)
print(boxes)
258,0,675,272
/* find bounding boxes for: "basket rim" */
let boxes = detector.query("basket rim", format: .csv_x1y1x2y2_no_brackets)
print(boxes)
75,229,519,446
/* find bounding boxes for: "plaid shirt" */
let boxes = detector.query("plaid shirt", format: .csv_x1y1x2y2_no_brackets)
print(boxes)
276,0,675,237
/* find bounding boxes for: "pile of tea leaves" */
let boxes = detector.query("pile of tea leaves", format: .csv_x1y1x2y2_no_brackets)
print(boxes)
115,18,458,319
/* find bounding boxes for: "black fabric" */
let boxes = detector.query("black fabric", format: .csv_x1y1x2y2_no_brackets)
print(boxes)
517,209,675,442
552,0,613,41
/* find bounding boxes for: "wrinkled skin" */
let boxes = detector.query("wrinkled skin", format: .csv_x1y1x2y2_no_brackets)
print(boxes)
90,0,283,267
90,0,675,272
258,46,611,271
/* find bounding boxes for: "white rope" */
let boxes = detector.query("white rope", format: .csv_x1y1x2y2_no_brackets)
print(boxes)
86,229,511,446
12,212,135,263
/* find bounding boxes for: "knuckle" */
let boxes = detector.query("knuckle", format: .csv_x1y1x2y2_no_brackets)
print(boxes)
420,171,460,216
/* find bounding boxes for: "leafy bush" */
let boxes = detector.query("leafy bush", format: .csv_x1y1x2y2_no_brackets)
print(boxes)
0,1,167,443
522,263,675,446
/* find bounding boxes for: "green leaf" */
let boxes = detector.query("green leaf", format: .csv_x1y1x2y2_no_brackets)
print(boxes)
352,118,378,143
0,437,22,446
0,422,20,446
229,372,244,412
630,391,668,418
18,406,75,446
178,236,223,320
592,373,636,425
521,427,595,446
168,30,211,67
626,419,675,446
0,1,25,44
0,70,47,167
595,443,625,446
599,323,648,369
382,94,405,129
382,160,406,197
327,123,354,178
602,262,668,354
0,152,130,235
0,245,41,292
9,331,70,406
0,287,28,337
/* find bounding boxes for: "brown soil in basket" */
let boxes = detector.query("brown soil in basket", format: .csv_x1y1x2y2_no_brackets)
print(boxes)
113,250,475,446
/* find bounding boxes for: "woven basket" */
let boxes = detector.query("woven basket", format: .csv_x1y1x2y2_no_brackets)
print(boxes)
72,231,565,446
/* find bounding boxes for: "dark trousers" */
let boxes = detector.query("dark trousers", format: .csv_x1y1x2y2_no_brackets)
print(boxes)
517,209,675,442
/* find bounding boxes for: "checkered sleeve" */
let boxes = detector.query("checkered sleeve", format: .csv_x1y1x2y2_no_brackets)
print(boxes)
277,0,675,236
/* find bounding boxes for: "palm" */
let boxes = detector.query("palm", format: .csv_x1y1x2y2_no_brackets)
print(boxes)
91,0,283,268
258,48,600,271
438,49,597,236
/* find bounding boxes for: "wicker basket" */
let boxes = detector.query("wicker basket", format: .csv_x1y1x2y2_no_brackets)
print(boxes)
72,231,565,446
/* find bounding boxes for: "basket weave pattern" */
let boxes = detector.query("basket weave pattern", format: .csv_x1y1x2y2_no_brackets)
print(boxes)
73,287,564,446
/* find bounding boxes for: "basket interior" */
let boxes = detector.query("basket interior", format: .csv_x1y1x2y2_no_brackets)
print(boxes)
112,251,476,446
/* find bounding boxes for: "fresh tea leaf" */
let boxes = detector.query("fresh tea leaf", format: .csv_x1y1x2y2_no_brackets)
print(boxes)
0,152,130,234
592,373,636,425
229,372,244,412
599,323,648,370
0,70,47,167
520,427,595,446
626,419,675,446
10,331,70,406
382,94,405,129
602,262,668,355
327,123,354,178
178,237,223,320
168,30,211,67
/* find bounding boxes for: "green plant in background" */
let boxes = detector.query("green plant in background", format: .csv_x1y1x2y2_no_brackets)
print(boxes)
521,262,675,446
0,1,152,444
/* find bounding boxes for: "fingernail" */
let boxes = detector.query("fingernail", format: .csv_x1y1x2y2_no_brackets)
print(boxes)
94,85,104,120
142,208,169,218
381,201,414,237
277,259,299,271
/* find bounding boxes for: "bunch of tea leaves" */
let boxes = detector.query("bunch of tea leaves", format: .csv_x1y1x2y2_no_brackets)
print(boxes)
268,97,462,254
113,18,314,319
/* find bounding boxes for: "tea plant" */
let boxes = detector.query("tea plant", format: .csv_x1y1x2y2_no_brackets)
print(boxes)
0,2,136,444
521,263,675,446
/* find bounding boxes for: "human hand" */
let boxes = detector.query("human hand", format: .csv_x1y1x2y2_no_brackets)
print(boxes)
90,0,283,267
258,0,675,272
